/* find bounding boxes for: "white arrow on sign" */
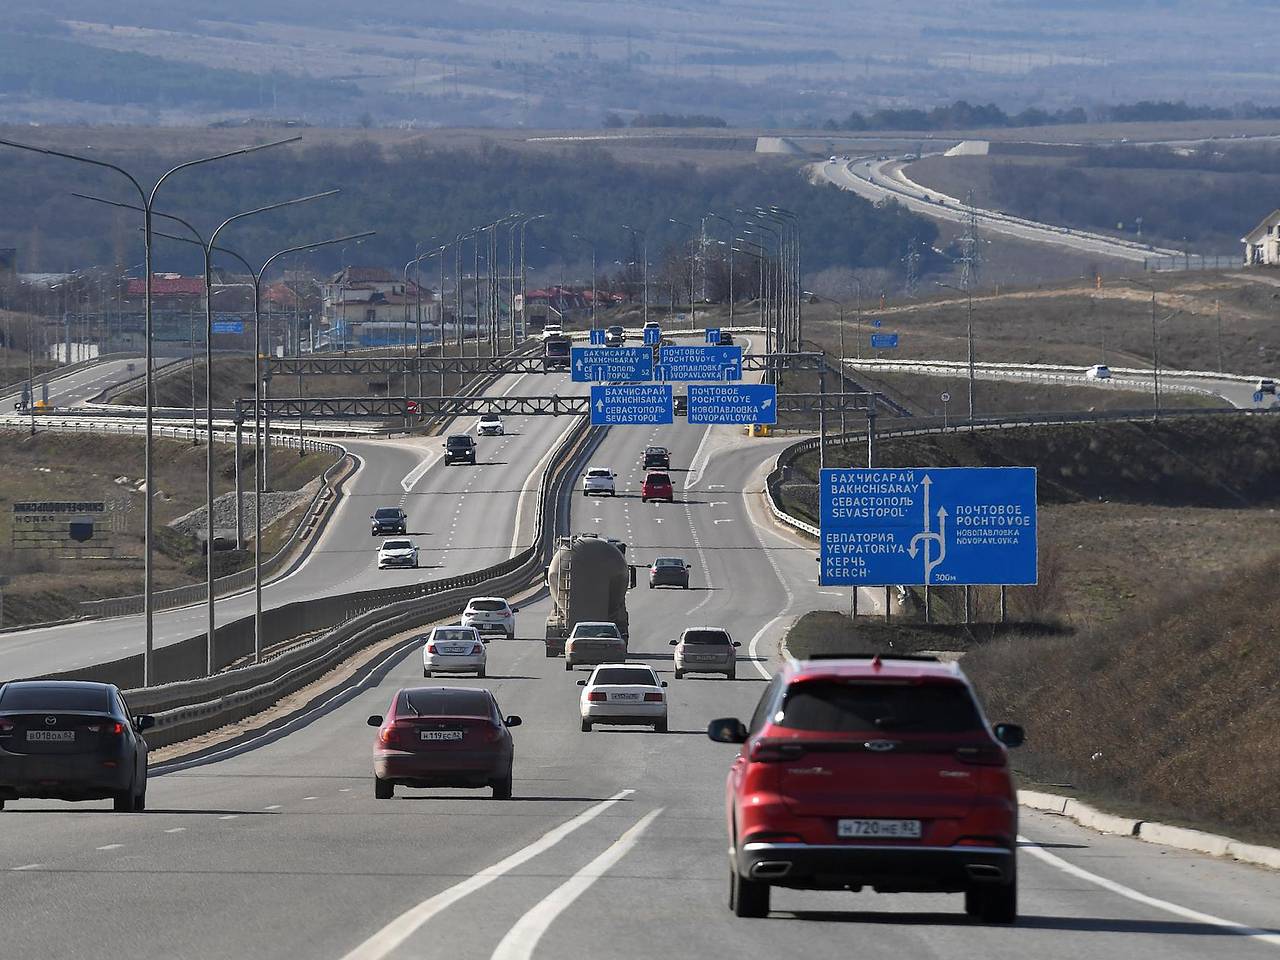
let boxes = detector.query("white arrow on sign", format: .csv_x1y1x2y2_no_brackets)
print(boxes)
760,397,773,410
595,399,605,412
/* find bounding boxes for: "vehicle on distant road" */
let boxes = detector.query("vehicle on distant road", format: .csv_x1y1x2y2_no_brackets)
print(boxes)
828,155,839,162
370,506,408,536
649,556,691,589
377,538,419,570
369,686,519,799
0,680,154,812
1257,378,1276,395
708,654,1024,921
605,325,626,346
577,663,668,733
543,334,572,370
540,321,563,340
671,627,739,679
1085,364,1112,381
642,471,674,503
674,394,687,417
545,535,632,657
461,597,516,640
421,625,487,678
564,621,627,671
642,445,670,470
582,466,617,497
477,414,504,436
718,330,734,346
443,434,477,465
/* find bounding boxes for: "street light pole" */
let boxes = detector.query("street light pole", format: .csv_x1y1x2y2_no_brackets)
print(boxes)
705,211,734,324
936,281,976,421
571,233,597,329
669,218,697,329
622,225,648,325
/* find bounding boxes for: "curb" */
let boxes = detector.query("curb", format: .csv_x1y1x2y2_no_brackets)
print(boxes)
1018,789,1280,871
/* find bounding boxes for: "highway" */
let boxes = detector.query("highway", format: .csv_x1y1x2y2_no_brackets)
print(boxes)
2,401,1279,959
815,157,1185,264
0,353,187,411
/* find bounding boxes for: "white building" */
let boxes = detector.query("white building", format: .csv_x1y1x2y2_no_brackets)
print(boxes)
1242,209,1280,266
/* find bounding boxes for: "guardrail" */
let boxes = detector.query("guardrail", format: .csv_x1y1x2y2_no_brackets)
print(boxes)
841,357,1269,384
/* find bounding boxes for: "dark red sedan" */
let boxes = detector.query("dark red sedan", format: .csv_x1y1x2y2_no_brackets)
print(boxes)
641,470,674,503
368,687,521,799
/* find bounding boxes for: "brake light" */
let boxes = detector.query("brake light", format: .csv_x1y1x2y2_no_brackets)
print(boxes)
749,739,807,763
378,726,396,746
0,719,13,735
425,643,437,654
955,744,1006,766
85,722,124,735
484,723,503,743
472,644,485,656
643,692,664,702
586,691,607,702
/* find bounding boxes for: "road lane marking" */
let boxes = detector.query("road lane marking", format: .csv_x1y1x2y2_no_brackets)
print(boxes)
400,452,441,493
490,809,663,960
164,827,185,834
339,790,636,960
264,804,281,810
218,815,239,820
12,864,43,871
96,844,123,851
1019,836,1280,947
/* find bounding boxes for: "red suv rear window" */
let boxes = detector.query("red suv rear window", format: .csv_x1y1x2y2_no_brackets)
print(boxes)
776,680,982,734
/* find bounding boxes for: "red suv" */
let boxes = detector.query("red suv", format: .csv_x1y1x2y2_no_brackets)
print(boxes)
708,655,1024,922
641,471,674,503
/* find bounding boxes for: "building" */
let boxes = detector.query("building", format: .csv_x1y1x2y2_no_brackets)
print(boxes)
1242,210,1280,266
321,267,439,347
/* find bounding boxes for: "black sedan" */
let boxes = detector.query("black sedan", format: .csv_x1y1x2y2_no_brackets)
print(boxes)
0,681,154,812
650,556,692,589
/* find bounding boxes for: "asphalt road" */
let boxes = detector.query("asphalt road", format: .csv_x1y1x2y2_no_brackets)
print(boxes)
0,354,187,411
0,364,589,679
2,409,1279,960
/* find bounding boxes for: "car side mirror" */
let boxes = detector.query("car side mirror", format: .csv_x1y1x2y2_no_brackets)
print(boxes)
576,679,588,686
732,641,742,647
707,717,748,744
505,715,522,727
994,723,1025,748
481,637,490,643
511,606,520,614
134,715,156,731
668,639,678,646
660,681,668,688
367,715,383,727
685,564,691,569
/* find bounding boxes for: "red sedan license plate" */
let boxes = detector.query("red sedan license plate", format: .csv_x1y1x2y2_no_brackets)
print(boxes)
420,730,463,741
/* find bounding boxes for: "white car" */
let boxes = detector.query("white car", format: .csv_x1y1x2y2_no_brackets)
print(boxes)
642,320,661,338
582,467,617,497
377,538,419,570
828,155,839,162
1085,364,1112,381
565,621,627,671
461,596,516,639
670,627,740,679
577,663,668,732
477,414,504,436
1257,378,1276,395
540,323,563,340
421,625,487,678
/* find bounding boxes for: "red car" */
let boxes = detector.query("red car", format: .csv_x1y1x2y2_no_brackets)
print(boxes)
368,686,521,800
641,470,674,503
708,654,1024,922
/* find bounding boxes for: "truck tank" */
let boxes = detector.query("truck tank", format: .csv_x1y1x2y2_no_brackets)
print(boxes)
544,535,630,656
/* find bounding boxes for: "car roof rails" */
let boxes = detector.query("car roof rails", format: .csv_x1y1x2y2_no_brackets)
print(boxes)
803,653,941,662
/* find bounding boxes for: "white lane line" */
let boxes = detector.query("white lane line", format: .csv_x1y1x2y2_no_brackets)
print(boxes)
509,413,580,558
264,804,282,810
12,863,44,871
1019,837,1280,947
746,615,787,680
218,815,239,820
164,827,186,834
303,796,319,801
683,424,715,491
96,844,124,851
490,808,663,960
340,790,636,960
400,452,441,493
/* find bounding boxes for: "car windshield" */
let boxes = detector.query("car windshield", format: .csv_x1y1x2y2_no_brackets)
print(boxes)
383,540,412,550
399,688,492,717
574,624,619,638
682,630,731,645
481,415,499,423
432,629,477,643
447,436,471,446
588,469,611,478
0,684,110,711
468,599,506,612
374,508,400,519
776,681,983,733
593,668,656,686
646,447,666,455
655,558,684,567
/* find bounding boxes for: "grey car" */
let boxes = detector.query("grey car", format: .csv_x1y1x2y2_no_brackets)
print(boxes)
670,627,740,679
0,680,154,811
649,557,690,589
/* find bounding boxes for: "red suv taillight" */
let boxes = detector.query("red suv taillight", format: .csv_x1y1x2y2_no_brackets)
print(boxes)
955,744,1006,766
586,692,607,702
748,739,807,763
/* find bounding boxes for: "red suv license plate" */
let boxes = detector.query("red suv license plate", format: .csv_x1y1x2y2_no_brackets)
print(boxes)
837,819,922,839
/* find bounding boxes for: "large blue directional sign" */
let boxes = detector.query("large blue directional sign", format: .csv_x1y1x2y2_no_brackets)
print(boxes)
870,333,899,349
590,384,673,425
643,326,662,345
687,384,777,424
211,320,243,335
819,467,1037,587
571,346,653,383
589,328,606,345
705,327,721,344
655,344,742,381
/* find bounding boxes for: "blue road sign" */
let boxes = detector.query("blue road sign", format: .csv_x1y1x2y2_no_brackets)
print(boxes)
571,346,653,383
590,384,673,425
687,384,777,424
643,326,662,345
589,328,606,345
211,320,244,335
655,345,742,381
819,467,1037,587
705,327,721,344
870,333,899,349
1254,391,1264,403
870,318,882,328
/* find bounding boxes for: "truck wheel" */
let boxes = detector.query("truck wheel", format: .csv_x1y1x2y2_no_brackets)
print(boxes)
674,669,683,679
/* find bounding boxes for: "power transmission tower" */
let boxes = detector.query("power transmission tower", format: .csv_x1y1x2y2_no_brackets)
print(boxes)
958,190,981,290
903,235,920,297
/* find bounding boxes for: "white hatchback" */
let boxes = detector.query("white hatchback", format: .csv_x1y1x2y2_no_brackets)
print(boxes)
540,323,563,340
1085,364,1112,381
577,663,668,732
582,467,617,497
421,625,487,678
461,597,516,639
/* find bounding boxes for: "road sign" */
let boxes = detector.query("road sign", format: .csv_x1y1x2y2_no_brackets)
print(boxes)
590,384,673,425
870,333,899,349
705,327,721,344
643,326,662,345
571,346,654,383
870,318,882,328
589,328,606,346
655,345,742,381
819,467,1037,587
212,320,244,335
406,400,419,415
687,384,777,424
1254,391,1264,403
940,392,951,403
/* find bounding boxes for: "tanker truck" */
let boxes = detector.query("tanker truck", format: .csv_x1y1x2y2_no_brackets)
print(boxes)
545,535,633,657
